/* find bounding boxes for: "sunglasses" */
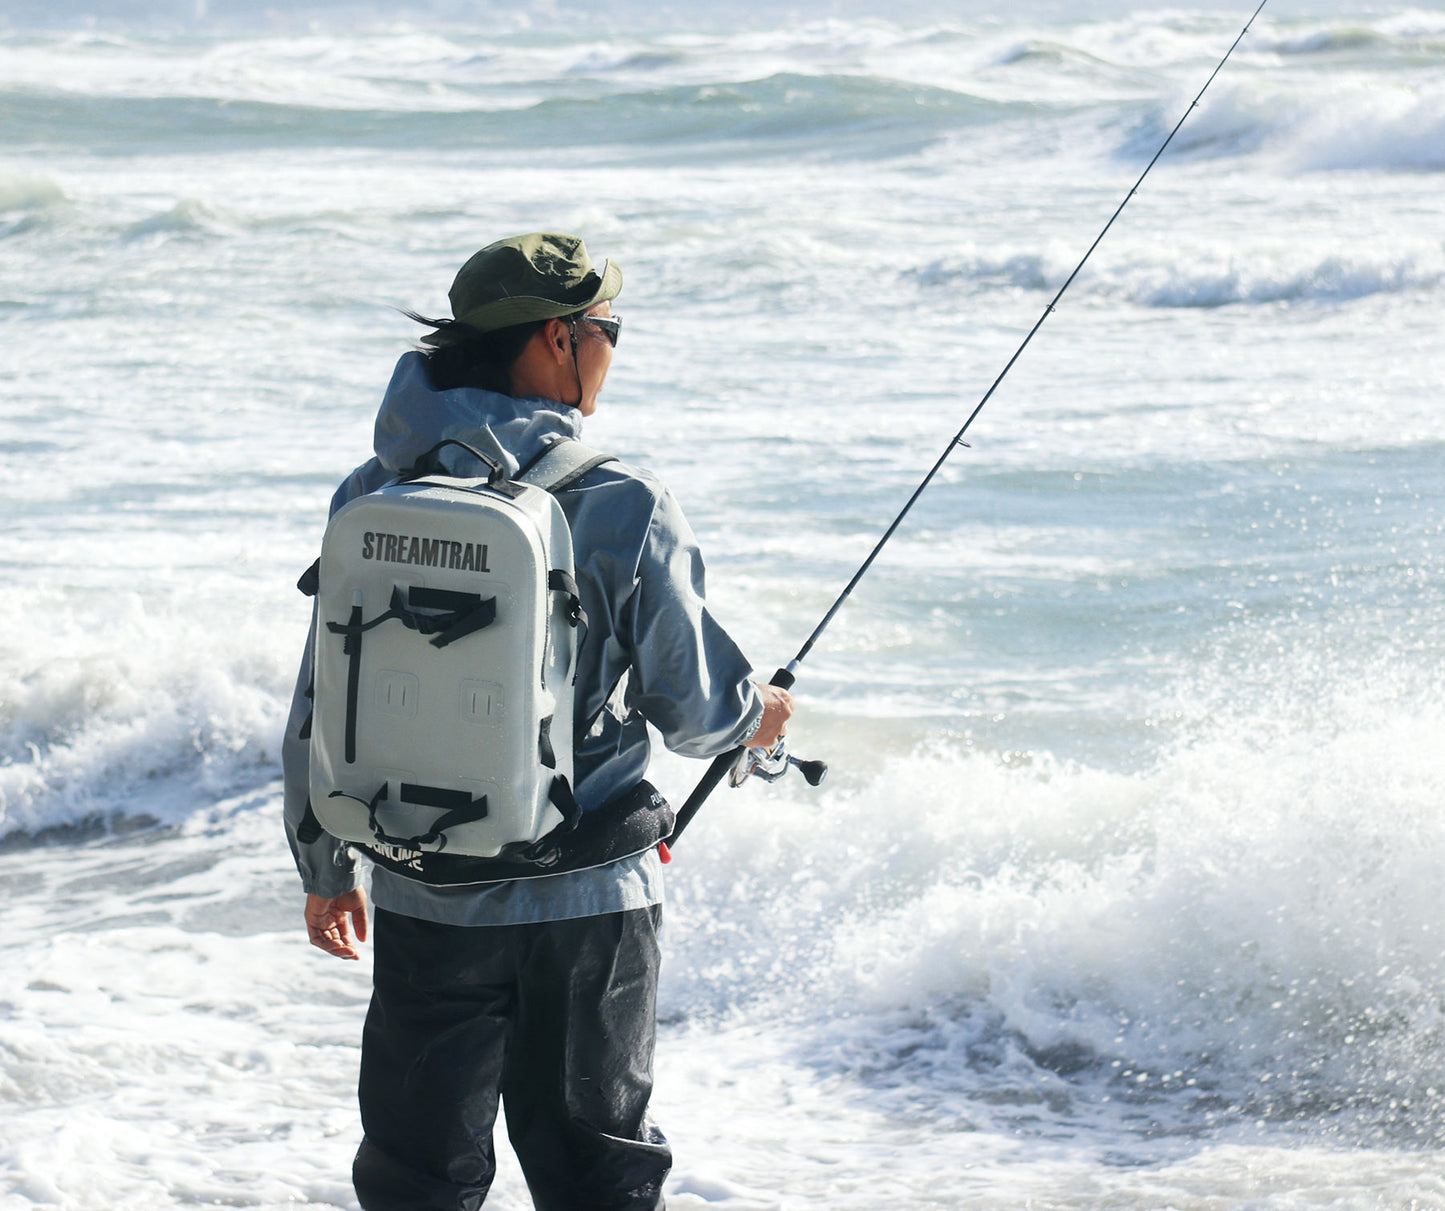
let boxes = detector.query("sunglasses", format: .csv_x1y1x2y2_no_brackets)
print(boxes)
581,314,622,348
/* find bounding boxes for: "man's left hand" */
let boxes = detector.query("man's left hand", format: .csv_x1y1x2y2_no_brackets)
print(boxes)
305,888,370,960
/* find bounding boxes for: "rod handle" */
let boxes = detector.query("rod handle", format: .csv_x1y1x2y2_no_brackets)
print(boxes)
668,667,794,845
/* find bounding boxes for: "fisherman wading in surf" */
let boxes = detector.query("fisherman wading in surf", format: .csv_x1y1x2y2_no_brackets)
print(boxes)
281,233,792,1210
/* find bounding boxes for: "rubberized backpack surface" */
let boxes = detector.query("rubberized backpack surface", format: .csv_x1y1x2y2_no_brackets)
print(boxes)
306,439,613,875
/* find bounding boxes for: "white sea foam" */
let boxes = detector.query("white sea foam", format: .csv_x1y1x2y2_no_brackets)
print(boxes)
2,5,1444,1206
3,681,1444,1207
664,651,1445,1146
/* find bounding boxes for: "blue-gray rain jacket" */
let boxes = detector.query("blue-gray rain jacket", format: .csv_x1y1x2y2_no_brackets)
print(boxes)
282,353,763,924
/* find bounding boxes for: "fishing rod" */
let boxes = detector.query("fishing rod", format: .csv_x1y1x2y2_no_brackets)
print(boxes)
666,0,1271,849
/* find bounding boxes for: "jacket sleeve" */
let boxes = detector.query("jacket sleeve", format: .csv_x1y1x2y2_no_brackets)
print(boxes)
281,603,363,898
623,483,764,758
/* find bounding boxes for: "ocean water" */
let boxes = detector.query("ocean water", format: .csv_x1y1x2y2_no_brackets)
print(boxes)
2,2,1444,1206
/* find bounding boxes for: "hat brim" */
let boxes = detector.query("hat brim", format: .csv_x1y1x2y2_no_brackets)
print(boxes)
431,258,623,341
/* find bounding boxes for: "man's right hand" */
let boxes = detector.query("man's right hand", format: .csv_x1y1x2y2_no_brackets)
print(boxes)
747,683,794,749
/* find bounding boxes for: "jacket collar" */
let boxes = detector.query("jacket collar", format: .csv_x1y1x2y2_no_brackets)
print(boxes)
372,351,584,475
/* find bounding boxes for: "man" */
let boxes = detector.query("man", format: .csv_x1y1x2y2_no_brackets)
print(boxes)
282,233,792,1211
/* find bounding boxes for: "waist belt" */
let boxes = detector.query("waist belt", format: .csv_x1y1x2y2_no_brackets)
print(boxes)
355,780,673,887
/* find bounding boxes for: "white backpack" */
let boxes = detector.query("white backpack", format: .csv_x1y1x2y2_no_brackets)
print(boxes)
305,438,615,876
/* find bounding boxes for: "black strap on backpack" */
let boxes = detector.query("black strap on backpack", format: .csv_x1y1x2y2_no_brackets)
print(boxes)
358,780,673,885
326,781,491,853
398,437,519,494
324,584,499,764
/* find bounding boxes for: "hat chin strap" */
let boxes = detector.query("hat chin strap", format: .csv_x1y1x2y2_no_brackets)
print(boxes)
565,319,584,410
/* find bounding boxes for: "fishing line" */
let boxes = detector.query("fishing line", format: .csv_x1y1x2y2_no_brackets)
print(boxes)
668,0,1271,848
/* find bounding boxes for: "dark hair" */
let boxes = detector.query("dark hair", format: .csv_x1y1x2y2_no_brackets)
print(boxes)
403,311,555,394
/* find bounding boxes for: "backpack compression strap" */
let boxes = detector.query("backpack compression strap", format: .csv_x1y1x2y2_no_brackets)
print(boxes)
328,782,490,853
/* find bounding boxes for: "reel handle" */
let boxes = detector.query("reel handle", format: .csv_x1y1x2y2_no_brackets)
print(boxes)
789,757,828,787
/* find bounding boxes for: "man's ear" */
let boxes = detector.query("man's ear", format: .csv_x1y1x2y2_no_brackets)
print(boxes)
543,318,570,361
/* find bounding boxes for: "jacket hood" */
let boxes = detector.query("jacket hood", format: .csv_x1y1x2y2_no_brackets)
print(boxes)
372,351,584,475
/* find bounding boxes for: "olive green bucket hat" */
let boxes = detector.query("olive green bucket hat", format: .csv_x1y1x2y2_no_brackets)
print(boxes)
425,232,622,342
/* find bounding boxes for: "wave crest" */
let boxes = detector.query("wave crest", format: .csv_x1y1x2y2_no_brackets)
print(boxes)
1288,85,1445,173
910,241,1444,309
1124,77,1445,175
0,172,65,212
0,596,290,841
123,197,228,240
1124,249,1444,308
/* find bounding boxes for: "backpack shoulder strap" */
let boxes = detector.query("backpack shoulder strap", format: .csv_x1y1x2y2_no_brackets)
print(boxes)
516,438,617,495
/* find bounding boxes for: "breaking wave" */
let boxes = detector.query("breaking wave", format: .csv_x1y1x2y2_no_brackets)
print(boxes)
0,72,1028,157
4,15,1443,176
1118,248,1445,308
0,172,65,212
0,595,291,842
664,645,1445,1146
123,196,230,240
1285,85,1445,173
909,240,1445,308
1121,77,1445,174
